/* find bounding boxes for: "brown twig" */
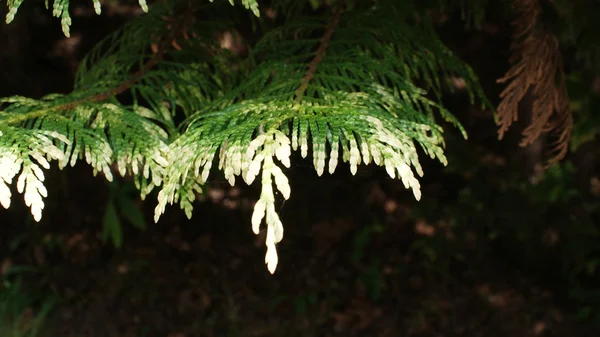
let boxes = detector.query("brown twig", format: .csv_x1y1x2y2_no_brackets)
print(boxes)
294,0,345,103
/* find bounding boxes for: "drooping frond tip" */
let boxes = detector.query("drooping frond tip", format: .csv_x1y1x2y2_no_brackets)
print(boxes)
497,0,573,165
4,0,151,37
212,0,260,17
4,0,258,37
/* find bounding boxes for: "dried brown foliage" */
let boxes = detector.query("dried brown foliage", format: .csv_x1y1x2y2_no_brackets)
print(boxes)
497,0,573,164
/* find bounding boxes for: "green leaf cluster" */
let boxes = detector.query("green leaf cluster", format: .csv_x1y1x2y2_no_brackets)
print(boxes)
0,0,489,273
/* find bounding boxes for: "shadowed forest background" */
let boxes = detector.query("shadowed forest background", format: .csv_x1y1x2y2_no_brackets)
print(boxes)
1,0,600,336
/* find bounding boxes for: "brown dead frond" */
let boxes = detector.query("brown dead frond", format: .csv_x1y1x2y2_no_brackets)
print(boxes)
497,0,573,164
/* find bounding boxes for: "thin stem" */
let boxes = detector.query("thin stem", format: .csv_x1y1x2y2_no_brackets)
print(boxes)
294,0,345,104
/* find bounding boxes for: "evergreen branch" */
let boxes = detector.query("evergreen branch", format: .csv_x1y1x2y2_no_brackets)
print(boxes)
0,96,171,219
0,1,206,220
2,0,490,273
156,0,489,274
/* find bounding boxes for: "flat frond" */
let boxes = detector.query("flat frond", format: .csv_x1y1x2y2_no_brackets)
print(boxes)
0,94,170,218
0,0,243,222
156,0,488,273
1,0,490,273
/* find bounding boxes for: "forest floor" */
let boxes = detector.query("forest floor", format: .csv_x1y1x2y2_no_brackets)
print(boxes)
1,160,598,337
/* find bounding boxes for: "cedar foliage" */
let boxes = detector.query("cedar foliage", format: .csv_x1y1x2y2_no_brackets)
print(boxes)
497,0,572,165
0,0,592,273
